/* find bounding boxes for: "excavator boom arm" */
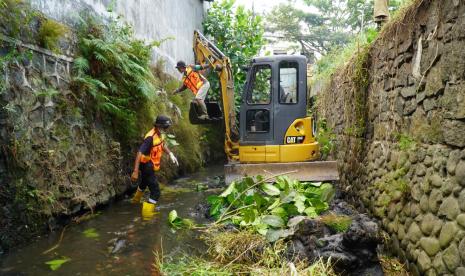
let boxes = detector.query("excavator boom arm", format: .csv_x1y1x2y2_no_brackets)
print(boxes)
193,30,239,160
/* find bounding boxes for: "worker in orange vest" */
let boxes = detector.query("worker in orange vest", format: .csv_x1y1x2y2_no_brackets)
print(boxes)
173,60,211,119
130,115,179,219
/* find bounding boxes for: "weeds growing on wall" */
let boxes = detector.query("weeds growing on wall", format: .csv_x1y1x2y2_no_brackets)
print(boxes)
37,19,69,53
312,28,378,87
0,0,34,83
0,0,67,92
313,27,373,141
312,0,420,87
0,0,38,40
315,118,336,160
350,45,371,138
396,133,416,151
1,0,70,54
378,0,427,39
72,14,160,145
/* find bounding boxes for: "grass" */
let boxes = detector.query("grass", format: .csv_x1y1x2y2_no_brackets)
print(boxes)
154,254,236,275
312,27,378,86
313,0,422,86
0,0,38,40
321,0,420,64
379,255,409,276
155,253,336,276
204,229,273,265
320,213,353,233
378,0,426,39
315,118,336,160
38,18,69,53
154,228,336,275
372,168,410,213
396,133,416,151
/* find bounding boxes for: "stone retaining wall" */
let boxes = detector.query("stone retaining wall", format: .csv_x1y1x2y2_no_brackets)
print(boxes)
0,36,128,251
318,1,465,275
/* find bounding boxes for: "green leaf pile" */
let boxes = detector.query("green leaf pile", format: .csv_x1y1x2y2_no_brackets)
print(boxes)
168,210,195,230
207,176,335,241
82,228,99,239
45,257,71,271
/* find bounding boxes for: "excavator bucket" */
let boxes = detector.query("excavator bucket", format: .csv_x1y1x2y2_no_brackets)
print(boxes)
189,101,223,125
224,161,339,184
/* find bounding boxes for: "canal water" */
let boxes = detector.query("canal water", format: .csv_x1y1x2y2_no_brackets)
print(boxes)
0,166,224,276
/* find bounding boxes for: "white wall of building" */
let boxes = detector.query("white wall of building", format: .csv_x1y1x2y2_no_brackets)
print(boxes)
30,0,210,76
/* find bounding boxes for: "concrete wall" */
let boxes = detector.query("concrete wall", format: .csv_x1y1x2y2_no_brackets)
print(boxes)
318,1,465,275
29,0,209,76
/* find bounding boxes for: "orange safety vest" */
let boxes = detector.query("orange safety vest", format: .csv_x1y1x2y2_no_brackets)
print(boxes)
140,128,165,171
182,66,204,95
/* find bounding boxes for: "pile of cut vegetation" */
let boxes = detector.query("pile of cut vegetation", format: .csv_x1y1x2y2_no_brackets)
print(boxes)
161,176,386,275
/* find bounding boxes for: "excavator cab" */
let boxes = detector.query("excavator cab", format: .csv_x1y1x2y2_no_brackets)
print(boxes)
238,55,319,163
191,30,338,183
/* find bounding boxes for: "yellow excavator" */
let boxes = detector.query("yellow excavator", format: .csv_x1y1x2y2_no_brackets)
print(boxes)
191,30,338,183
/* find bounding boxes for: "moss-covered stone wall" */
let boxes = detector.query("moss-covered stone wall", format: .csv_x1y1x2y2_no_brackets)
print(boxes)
318,1,465,275
0,33,132,251
0,3,209,251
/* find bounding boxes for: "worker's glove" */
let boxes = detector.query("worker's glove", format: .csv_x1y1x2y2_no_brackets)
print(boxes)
169,152,179,166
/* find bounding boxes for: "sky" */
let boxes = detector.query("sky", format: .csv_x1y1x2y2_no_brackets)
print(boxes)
234,0,316,14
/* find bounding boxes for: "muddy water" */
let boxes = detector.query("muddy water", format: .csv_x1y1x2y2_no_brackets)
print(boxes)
0,166,224,276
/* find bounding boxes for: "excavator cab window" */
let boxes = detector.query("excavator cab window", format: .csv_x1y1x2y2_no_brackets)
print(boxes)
247,65,272,105
279,61,298,104
246,109,270,132
240,63,274,142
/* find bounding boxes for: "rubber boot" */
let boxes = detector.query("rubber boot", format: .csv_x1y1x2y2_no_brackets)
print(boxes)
141,201,157,220
131,188,144,204
197,100,209,120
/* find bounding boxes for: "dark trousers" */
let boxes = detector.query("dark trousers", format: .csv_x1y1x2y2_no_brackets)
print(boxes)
138,162,160,202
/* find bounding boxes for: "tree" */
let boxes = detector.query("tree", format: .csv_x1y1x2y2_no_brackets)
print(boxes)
202,0,265,106
267,0,404,56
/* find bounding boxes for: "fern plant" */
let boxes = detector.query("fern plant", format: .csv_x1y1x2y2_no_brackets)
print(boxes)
73,14,159,145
